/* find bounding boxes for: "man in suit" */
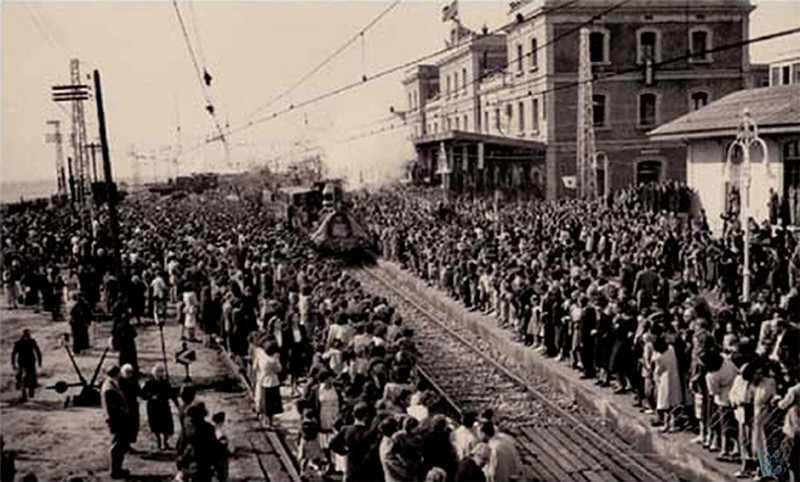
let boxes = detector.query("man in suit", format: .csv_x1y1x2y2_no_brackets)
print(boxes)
101,365,131,479
329,402,380,482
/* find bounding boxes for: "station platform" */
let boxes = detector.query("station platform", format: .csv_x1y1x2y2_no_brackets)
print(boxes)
0,302,300,482
375,259,737,482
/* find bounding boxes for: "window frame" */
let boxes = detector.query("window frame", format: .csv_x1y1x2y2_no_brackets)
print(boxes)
518,101,525,135
688,90,710,111
531,97,540,134
592,93,609,129
636,27,661,64
516,43,524,73
588,27,611,66
689,26,713,63
530,37,539,71
637,91,659,128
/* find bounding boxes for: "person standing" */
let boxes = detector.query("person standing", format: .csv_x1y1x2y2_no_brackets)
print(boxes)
69,291,92,354
141,365,176,450
111,300,138,373
181,284,199,342
329,402,380,482
176,401,224,482
478,421,522,482
129,276,146,325
11,329,42,402
101,365,131,479
455,443,490,482
255,342,283,427
150,272,168,323
119,364,141,449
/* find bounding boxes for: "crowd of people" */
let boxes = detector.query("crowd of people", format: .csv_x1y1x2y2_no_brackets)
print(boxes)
354,183,800,481
1,184,524,482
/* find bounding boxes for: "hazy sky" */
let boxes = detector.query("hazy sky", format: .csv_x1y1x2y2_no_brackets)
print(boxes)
2,0,799,188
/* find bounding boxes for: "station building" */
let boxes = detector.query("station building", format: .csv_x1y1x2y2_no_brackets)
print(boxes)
649,84,800,234
402,0,769,199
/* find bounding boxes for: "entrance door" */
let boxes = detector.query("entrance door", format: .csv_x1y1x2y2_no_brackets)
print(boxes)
636,160,662,185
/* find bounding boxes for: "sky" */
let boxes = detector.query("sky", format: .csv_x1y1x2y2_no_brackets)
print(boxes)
2,0,799,190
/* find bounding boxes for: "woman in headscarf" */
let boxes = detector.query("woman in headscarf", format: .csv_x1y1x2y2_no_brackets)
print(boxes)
141,364,177,450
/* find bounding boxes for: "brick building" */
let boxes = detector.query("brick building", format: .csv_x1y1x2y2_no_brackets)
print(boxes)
403,0,768,199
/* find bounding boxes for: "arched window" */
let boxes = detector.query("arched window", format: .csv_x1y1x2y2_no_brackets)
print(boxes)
637,28,661,63
689,27,713,63
690,91,709,111
593,94,608,127
638,92,658,127
589,27,610,64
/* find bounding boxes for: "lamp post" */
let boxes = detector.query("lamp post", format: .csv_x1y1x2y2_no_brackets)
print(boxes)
724,109,770,303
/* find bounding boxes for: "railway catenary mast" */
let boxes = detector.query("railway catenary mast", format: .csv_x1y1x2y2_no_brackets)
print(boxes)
576,27,598,200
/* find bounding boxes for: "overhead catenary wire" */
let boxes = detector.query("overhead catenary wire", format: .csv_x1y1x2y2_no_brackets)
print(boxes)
188,1,208,72
242,0,402,122
281,25,800,158
194,0,579,151
171,0,228,152
189,12,799,157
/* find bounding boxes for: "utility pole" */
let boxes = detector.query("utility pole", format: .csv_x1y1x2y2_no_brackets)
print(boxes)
174,94,182,179
724,109,770,302
45,120,67,196
93,69,122,277
86,143,100,183
67,156,76,208
576,28,598,200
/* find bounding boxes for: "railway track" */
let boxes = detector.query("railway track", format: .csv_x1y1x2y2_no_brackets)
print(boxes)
216,340,302,482
352,264,681,482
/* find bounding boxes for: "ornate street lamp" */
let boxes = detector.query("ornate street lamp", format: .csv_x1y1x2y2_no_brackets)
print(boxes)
723,109,770,302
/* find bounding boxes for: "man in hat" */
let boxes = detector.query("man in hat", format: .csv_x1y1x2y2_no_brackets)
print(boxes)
101,365,131,479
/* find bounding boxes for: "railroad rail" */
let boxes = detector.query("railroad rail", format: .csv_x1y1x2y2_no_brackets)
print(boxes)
216,340,302,482
353,265,680,482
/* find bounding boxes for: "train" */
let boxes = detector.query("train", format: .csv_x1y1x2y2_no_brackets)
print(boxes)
273,180,372,255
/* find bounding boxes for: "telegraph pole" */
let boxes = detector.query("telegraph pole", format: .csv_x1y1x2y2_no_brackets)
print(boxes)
45,120,67,196
52,64,91,229
86,143,100,183
93,69,121,277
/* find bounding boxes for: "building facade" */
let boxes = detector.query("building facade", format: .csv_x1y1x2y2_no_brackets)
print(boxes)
649,84,800,234
769,54,800,86
403,0,766,199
